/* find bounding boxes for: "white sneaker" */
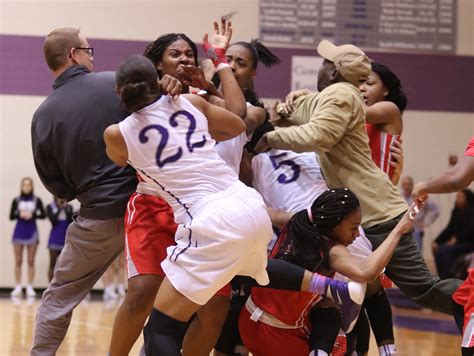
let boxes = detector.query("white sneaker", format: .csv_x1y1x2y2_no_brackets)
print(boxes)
10,285,22,297
26,285,37,298
103,286,118,300
117,283,127,297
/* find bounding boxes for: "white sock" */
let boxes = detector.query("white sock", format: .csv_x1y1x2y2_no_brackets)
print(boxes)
309,350,328,356
379,344,397,355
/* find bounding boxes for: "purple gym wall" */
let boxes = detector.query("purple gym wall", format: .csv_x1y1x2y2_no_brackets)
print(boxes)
1,34,473,112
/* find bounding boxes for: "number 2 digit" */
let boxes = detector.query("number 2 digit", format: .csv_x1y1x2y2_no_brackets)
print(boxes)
170,110,206,152
139,124,182,168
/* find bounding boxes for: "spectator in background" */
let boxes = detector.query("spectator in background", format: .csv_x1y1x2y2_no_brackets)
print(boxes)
433,189,474,279
46,197,74,281
102,253,127,300
400,176,439,250
10,177,46,298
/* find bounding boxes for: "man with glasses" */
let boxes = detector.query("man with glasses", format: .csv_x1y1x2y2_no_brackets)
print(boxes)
30,27,137,355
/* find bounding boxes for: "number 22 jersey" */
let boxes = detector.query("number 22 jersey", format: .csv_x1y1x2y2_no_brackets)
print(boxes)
119,95,238,224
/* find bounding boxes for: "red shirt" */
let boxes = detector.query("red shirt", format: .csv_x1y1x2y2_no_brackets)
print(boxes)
465,136,474,157
365,123,401,179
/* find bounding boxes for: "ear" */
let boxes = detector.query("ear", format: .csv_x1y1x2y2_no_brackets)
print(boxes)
330,68,339,81
69,47,80,64
251,69,257,80
156,63,162,71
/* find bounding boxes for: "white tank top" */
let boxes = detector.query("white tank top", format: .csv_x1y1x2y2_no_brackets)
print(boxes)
119,95,237,223
251,149,328,212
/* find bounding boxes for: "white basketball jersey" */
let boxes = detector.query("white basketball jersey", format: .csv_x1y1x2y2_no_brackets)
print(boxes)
215,131,249,174
251,149,328,212
119,95,237,223
215,102,254,174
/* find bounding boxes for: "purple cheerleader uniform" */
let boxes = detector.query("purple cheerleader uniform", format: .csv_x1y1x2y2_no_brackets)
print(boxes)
47,202,74,250
10,194,45,245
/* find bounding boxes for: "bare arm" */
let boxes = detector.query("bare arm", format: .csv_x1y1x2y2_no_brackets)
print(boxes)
389,139,404,186
412,155,474,204
103,124,129,167
201,19,246,118
329,206,417,282
209,96,266,132
267,208,295,229
185,94,245,142
365,101,402,132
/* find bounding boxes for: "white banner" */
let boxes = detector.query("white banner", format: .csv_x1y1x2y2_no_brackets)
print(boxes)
291,56,324,92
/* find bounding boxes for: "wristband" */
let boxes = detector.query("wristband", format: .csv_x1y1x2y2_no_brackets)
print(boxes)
202,41,227,67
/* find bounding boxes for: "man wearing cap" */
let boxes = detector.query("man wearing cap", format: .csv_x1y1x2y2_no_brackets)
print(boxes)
255,40,461,315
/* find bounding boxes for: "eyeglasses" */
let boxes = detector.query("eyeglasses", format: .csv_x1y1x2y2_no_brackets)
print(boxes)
74,47,94,57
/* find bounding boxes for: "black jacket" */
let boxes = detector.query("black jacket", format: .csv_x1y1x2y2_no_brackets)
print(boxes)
31,66,137,219
436,205,474,244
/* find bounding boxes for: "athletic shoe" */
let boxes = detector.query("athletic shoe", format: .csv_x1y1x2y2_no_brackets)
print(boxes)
324,279,365,332
10,285,22,297
26,285,37,298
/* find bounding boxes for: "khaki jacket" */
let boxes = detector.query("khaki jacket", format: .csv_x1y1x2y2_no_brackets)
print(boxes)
267,82,407,228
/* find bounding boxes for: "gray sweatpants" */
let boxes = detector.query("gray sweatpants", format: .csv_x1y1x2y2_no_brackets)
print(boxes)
31,215,124,355
364,212,462,315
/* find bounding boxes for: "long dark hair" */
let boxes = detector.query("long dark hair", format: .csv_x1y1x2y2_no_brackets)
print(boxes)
371,62,407,113
143,33,198,78
275,188,360,272
116,55,160,112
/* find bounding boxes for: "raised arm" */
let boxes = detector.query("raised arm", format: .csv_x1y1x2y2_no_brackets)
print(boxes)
201,19,246,119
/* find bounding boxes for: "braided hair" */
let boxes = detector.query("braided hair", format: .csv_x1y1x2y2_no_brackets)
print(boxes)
143,33,198,78
371,62,407,113
275,188,360,272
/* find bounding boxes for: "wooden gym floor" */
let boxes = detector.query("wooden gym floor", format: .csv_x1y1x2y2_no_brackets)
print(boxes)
1,297,461,355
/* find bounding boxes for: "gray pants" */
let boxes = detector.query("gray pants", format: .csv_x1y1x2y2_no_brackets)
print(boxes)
364,213,462,315
31,215,124,355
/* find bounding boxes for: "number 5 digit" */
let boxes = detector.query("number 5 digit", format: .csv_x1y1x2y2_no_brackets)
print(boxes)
269,153,301,184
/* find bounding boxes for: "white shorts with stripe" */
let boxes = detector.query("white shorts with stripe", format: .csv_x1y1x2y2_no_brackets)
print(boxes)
161,181,272,305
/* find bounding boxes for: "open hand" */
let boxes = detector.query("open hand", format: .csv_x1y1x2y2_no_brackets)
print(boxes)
284,89,312,114
203,19,233,50
179,65,209,90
